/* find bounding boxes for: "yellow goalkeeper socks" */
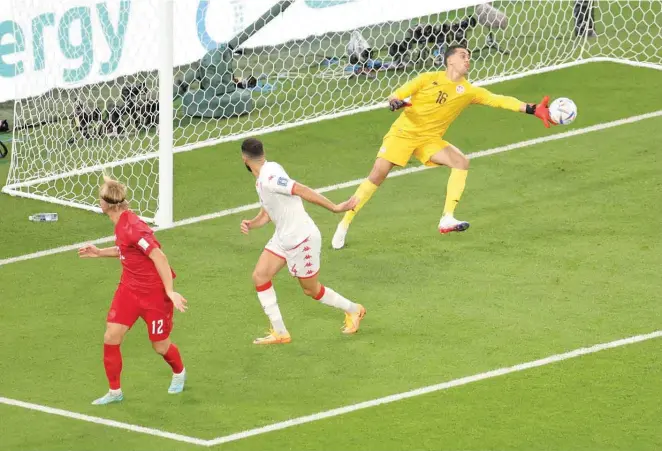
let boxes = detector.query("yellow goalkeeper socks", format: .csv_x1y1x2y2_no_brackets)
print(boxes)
443,168,468,216
341,179,379,227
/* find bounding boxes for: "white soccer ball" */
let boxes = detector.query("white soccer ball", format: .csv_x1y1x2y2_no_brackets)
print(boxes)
549,97,577,125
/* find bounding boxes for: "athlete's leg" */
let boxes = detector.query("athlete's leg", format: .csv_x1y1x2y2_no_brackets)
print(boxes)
142,297,186,394
93,286,136,405
252,243,290,344
296,231,366,334
334,134,415,249
420,143,471,234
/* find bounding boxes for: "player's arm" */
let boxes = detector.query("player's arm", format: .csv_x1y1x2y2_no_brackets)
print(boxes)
471,86,524,111
264,174,358,213
131,228,187,312
241,208,271,234
292,183,358,213
472,86,553,128
148,248,174,293
78,244,119,258
387,73,428,111
148,248,187,312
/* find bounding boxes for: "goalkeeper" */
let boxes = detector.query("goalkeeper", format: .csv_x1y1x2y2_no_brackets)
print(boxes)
332,45,553,249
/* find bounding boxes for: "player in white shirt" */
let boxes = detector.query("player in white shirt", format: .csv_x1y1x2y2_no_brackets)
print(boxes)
240,138,367,345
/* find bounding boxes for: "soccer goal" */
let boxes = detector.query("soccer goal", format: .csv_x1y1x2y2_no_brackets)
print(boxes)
2,0,661,226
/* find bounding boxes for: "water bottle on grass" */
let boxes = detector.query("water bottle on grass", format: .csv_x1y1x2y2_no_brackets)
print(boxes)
29,213,58,222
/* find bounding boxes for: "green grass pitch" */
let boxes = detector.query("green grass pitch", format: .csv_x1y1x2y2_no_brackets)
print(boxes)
1,62,661,450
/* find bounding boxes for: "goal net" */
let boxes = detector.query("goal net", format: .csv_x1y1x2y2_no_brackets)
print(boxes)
3,0,661,225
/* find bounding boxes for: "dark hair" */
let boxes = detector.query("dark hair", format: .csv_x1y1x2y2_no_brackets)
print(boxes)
444,45,470,64
241,138,264,158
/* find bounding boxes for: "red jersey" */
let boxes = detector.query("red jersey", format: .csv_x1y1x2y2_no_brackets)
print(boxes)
114,210,175,292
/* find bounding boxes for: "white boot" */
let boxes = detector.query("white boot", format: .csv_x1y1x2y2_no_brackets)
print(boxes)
168,368,186,394
438,214,470,234
332,222,349,250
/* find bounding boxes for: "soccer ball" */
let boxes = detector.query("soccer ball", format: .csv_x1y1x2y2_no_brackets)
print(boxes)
549,97,577,125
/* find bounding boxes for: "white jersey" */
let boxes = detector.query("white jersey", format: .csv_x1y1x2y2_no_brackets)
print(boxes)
256,161,318,250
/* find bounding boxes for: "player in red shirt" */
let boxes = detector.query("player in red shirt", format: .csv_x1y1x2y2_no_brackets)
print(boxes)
78,176,188,405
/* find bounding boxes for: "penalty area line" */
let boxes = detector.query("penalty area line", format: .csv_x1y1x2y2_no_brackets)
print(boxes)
1,109,661,269
205,330,662,446
0,396,209,446
1,330,660,446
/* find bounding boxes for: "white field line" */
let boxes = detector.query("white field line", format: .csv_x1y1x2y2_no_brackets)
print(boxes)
1,109,661,269
0,396,208,446
205,330,662,446
1,330,660,447
172,57,623,154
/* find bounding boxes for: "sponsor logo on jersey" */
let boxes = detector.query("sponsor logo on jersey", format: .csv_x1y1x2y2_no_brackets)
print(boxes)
277,177,289,187
456,85,465,94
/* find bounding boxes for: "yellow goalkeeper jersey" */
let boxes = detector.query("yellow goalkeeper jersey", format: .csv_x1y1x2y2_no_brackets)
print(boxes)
389,71,522,138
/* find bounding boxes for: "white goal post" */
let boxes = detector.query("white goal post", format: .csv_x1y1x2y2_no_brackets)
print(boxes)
2,0,661,226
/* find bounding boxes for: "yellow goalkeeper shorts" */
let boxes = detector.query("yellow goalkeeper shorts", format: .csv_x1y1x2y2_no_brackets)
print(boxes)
377,134,450,167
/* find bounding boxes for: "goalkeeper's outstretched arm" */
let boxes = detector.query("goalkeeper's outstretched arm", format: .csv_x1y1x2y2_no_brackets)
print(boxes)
472,87,553,128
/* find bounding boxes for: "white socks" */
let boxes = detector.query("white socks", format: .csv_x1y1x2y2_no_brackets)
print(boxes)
257,282,358,334
256,282,287,335
315,286,359,313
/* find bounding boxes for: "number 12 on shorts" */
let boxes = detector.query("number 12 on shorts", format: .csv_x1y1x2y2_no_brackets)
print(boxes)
151,319,164,335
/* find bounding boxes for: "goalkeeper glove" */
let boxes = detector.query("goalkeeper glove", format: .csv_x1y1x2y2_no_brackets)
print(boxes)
526,96,553,128
389,98,411,111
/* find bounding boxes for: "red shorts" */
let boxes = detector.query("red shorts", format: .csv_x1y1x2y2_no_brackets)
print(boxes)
107,284,174,341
